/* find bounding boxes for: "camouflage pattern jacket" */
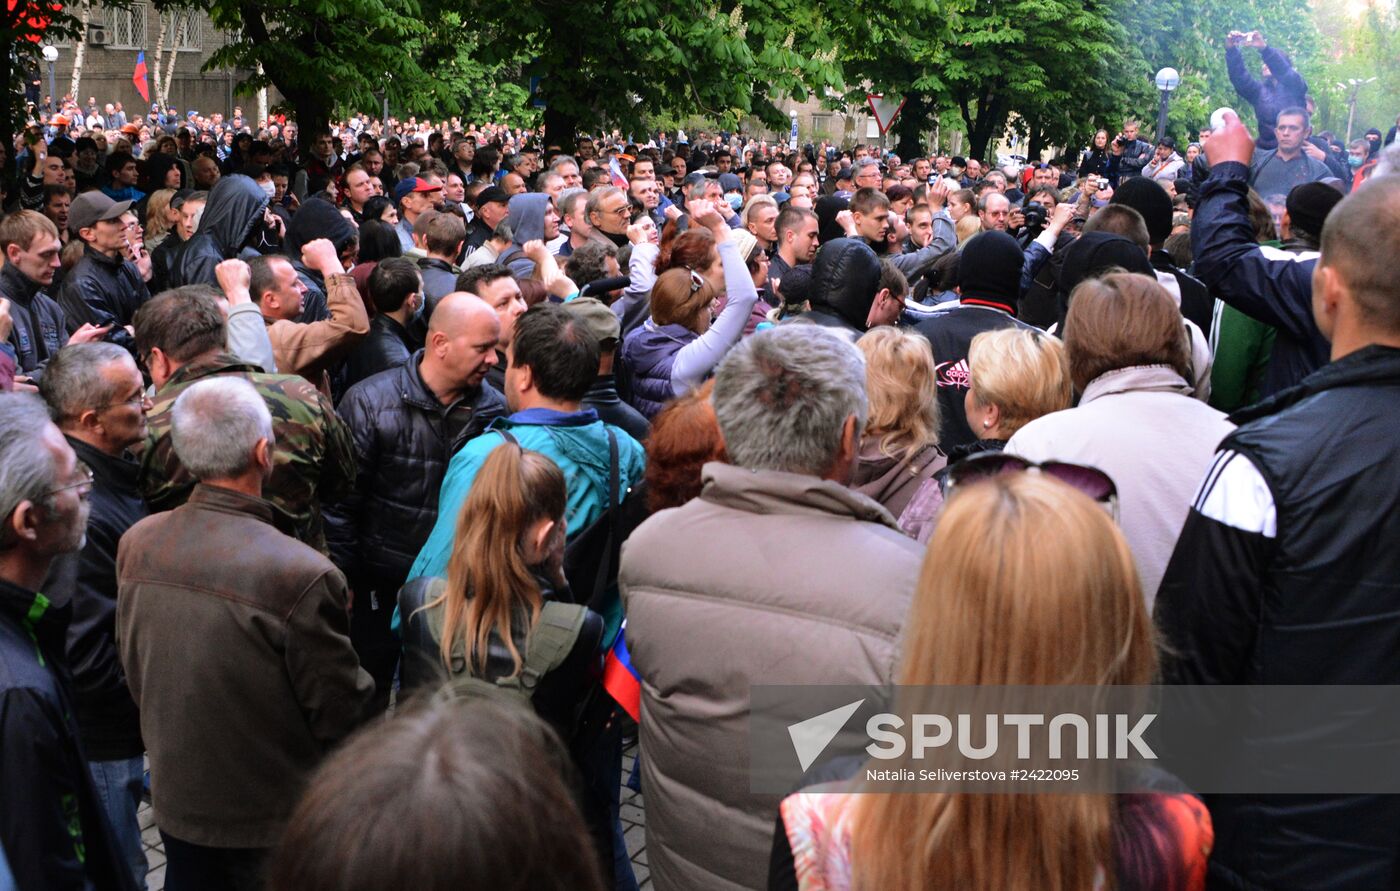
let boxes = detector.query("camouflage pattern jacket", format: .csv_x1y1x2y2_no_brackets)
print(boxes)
137,352,356,552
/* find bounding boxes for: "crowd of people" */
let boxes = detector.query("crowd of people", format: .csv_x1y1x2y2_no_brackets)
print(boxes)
3,30,1400,891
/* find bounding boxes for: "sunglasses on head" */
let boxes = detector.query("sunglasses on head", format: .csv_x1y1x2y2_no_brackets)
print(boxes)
944,453,1118,516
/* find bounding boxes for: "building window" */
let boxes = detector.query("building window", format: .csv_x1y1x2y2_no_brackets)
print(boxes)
172,10,201,51
108,3,147,50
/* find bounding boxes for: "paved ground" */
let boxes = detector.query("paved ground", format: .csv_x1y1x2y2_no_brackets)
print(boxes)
140,743,651,889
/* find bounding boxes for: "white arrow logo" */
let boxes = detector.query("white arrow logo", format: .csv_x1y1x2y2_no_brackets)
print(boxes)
787,699,865,772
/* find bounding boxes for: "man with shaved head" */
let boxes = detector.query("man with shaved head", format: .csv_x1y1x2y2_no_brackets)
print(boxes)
326,290,505,712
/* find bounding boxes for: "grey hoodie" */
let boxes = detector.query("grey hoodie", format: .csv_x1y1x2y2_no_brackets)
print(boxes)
500,192,553,279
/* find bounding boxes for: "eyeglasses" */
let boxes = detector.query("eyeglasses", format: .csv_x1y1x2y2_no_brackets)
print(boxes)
944,453,1118,518
42,460,94,500
95,389,154,411
604,205,630,217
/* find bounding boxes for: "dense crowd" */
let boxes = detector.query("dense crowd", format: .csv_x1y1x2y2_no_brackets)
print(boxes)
3,30,1400,891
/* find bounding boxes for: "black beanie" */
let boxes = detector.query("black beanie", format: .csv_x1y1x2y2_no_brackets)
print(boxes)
1285,181,1344,242
1058,232,1154,299
959,230,1025,308
1111,177,1174,246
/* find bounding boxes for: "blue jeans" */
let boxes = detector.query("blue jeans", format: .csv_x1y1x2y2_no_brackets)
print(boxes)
87,756,148,890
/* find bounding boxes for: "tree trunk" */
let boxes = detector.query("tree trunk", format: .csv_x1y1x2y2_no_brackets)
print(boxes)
160,14,180,109
542,103,579,150
964,93,1008,163
1026,121,1046,163
894,95,932,159
68,0,91,102
153,11,167,108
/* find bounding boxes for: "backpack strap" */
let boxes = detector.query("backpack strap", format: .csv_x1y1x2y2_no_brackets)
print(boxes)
514,600,588,692
589,429,622,612
496,428,519,447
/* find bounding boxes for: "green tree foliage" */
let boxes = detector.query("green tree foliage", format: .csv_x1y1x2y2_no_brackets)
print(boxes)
1309,0,1399,140
203,0,457,154
464,0,846,145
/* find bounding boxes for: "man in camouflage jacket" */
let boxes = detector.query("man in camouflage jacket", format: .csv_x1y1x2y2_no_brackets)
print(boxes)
132,288,355,553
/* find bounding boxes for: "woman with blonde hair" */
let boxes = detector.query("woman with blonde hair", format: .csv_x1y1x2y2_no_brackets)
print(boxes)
619,199,760,418
143,188,180,251
1006,272,1234,606
850,328,946,528
954,213,981,245
771,473,1212,890
959,326,1072,461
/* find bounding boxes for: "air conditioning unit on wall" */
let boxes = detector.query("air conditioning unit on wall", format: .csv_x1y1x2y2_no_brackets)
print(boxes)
88,25,109,45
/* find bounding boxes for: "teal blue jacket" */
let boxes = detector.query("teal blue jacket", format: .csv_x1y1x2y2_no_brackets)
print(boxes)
408,408,646,583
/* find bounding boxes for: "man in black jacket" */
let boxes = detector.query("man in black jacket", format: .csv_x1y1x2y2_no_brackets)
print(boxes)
38,343,151,889
1,211,69,381
341,257,423,392
1225,30,1308,151
327,292,506,711
914,230,1039,449
0,393,141,891
57,192,151,354
169,173,269,289
1156,174,1400,891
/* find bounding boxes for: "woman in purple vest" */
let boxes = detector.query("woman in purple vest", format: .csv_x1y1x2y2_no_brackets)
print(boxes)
619,199,760,418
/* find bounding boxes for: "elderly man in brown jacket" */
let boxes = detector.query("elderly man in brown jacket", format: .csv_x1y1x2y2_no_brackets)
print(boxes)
620,325,922,891
117,375,372,889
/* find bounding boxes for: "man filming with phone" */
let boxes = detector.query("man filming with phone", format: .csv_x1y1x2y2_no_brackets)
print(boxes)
1225,30,1309,151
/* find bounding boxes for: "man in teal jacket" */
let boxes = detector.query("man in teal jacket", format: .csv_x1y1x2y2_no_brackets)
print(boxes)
409,303,645,583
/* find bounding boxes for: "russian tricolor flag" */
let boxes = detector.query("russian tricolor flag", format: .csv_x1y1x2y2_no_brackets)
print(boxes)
603,620,641,721
132,52,149,103
608,156,629,190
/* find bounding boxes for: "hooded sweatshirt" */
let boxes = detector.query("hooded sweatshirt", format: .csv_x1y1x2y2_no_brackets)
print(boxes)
170,174,268,288
499,192,553,279
794,237,881,341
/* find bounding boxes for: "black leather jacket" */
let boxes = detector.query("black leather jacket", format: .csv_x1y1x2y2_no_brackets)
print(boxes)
41,437,147,760
341,313,417,393
325,352,507,595
0,262,67,379
56,244,150,352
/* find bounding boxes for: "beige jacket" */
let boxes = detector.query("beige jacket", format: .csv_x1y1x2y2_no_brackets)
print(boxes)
620,462,921,891
265,272,370,384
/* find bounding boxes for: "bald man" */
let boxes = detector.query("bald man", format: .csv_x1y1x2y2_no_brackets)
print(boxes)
326,290,506,712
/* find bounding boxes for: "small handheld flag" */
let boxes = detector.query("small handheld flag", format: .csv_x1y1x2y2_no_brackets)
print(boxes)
602,620,641,721
132,52,150,103
608,156,629,190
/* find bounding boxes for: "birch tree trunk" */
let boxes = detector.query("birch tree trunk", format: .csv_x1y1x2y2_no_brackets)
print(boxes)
68,0,92,102
153,11,168,109
160,13,181,109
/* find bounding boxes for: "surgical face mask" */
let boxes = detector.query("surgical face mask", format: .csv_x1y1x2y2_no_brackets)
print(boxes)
259,179,276,198
727,193,743,211
1347,154,1365,169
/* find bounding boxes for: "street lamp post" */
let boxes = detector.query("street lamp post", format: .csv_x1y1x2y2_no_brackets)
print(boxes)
1155,67,1181,143
41,45,58,116
1339,77,1377,144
